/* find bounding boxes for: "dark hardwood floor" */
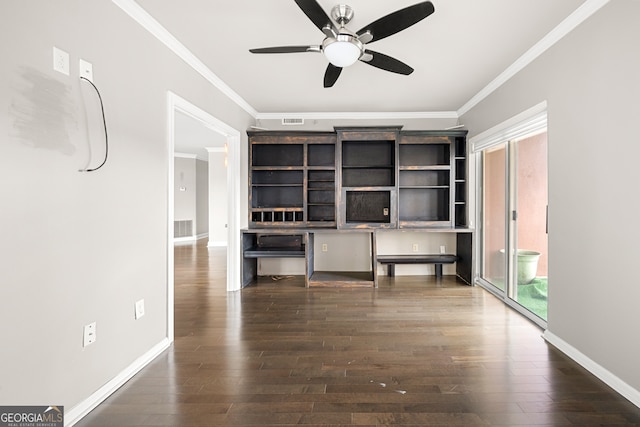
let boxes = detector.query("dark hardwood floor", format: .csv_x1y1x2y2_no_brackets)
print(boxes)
76,238,640,426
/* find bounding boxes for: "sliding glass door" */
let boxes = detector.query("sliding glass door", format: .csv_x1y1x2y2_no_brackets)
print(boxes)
481,143,507,293
513,133,548,320
477,125,548,324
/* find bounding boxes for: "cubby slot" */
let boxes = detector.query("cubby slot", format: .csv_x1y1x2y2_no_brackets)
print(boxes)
252,170,303,185
308,189,334,204
399,170,449,187
399,144,449,166
455,204,467,227
252,144,303,166
346,191,390,223
308,170,334,181
308,181,335,189
399,188,450,222
308,144,335,167
455,159,466,180
308,205,335,222
252,186,303,208
454,137,466,158
455,182,466,202
343,168,394,187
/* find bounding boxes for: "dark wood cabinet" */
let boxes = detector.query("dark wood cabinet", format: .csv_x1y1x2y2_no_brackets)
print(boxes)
336,127,399,228
399,132,455,228
244,127,471,288
248,132,336,228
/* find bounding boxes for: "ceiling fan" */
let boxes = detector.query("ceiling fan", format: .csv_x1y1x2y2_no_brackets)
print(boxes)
249,0,435,88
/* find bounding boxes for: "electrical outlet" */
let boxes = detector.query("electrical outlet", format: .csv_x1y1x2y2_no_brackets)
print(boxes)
135,299,145,320
440,245,446,254
83,322,96,347
322,243,328,252
412,243,419,252
79,58,93,82
53,46,69,75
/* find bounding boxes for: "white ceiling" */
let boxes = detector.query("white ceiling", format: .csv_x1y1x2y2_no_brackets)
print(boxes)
135,0,587,114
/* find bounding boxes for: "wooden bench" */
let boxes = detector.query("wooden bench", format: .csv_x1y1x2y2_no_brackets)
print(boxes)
377,254,458,278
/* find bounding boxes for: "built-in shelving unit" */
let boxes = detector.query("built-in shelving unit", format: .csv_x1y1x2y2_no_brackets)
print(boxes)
249,132,336,228
244,127,471,288
399,133,452,228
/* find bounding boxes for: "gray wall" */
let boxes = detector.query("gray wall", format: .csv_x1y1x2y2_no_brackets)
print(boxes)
0,0,252,410
461,0,640,394
195,158,209,236
174,156,197,233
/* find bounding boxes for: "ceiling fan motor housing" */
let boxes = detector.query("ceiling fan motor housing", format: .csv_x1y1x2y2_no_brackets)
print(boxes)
331,4,354,25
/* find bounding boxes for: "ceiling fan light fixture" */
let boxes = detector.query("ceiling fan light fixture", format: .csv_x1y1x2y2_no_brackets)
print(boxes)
323,35,362,67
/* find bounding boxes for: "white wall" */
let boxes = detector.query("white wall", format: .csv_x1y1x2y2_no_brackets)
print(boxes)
208,150,228,245
0,0,252,414
461,0,640,400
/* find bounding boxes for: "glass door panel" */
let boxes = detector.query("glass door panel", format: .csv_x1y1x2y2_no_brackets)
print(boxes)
481,144,507,292
513,133,548,320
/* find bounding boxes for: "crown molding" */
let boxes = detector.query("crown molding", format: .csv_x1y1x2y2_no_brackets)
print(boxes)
256,111,459,121
173,152,197,159
457,0,610,117
111,0,258,118
205,147,226,153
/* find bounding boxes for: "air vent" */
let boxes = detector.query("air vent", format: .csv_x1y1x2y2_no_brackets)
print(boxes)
174,220,193,238
282,118,304,126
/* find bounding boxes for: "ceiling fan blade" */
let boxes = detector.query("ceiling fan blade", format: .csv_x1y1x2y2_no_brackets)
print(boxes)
295,0,334,35
357,1,435,43
361,50,414,75
324,64,343,88
249,46,319,54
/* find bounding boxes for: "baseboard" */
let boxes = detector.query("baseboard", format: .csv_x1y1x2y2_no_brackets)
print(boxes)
207,241,228,247
173,236,195,244
543,330,640,408
174,233,209,245
65,338,171,426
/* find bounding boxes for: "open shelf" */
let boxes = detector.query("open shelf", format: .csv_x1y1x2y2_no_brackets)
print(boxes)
399,144,450,167
399,170,450,187
399,188,450,223
252,144,303,167
251,186,303,208
308,144,335,167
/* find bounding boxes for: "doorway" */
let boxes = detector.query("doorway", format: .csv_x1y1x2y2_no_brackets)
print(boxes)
472,104,548,326
167,92,241,342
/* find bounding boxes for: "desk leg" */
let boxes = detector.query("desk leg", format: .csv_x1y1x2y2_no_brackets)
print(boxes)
434,264,443,277
387,264,395,277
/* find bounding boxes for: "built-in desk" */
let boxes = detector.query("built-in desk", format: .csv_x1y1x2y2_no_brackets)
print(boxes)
241,228,473,288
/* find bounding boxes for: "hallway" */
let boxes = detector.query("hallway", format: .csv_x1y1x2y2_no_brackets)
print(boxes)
75,239,640,426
